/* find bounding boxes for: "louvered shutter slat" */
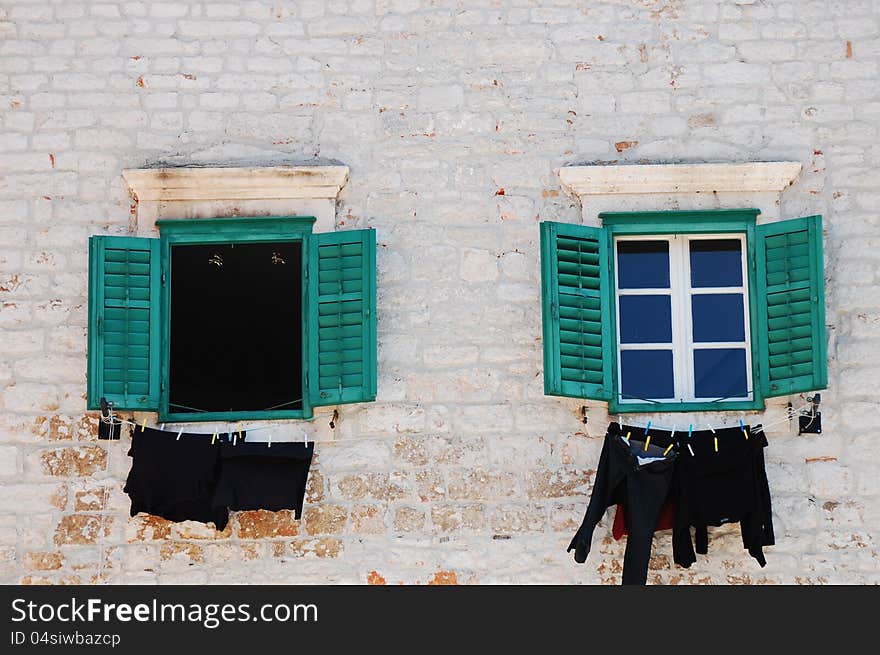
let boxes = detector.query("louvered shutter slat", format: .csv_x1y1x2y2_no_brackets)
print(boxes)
756,215,827,398
87,236,161,410
540,221,611,400
308,229,377,407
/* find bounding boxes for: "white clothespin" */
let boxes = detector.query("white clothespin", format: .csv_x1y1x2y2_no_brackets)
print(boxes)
160,423,165,432
176,429,183,441
303,431,309,448
233,428,237,446
267,432,272,448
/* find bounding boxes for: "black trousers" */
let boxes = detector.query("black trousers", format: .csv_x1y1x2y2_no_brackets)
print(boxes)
672,425,774,568
212,441,314,518
123,427,231,531
568,423,677,585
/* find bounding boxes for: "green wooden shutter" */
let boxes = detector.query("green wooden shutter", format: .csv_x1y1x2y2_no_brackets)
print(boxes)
307,229,377,407
755,215,827,397
87,235,161,410
540,221,611,400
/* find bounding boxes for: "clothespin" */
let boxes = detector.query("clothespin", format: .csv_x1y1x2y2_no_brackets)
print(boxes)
233,428,237,447
211,432,217,445
237,422,243,442
267,432,272,448
687,443,695,456
714,435,719,453
670,425,677,439
303,431,309,448
140,418,147,432
644,435,651,451
644,421,651,437
160,423,165,432
688,424,693,439
176,429,183,441
624,431,631,444
662,443,674,457
739,418,748,441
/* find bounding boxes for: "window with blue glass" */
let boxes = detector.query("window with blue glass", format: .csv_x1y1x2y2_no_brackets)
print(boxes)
614,234,751,404
540,211,827,413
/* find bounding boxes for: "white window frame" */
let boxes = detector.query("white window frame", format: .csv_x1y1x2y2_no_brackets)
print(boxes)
614,233,752,405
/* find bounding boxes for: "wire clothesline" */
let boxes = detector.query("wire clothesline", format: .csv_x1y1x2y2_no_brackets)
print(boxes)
599,402,812,436
101,400,812,446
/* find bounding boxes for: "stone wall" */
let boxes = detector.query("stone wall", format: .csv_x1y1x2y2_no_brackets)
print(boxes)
1,0,878,584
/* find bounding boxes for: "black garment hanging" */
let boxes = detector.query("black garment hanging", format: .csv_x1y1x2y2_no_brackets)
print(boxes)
212,441,314,517
672,424,774,568
568,423,678,585
123,427,236,531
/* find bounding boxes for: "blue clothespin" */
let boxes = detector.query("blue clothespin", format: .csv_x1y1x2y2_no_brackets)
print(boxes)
688,424,693,438
739,418,749,440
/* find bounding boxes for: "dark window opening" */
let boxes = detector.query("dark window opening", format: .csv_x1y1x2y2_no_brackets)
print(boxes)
169,242,302,415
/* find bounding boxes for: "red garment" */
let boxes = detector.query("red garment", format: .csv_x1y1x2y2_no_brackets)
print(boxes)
612,499,676,540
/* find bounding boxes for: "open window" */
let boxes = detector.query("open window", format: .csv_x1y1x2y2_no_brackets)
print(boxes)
87,216,377,421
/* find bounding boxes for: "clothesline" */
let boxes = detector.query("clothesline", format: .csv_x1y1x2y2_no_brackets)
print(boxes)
595,402,812,437
101,414,386,445
102,400,813,446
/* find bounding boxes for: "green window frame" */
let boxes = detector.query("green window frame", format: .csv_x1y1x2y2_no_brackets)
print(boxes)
87,216,377,422
540,209,827,413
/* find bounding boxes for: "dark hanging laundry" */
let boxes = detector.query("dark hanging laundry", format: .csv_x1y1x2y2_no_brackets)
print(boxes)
612,498,675,541
212,441,314,518
672,425,774,569
568,421,775,585
568,423,678,586
123,427,241,532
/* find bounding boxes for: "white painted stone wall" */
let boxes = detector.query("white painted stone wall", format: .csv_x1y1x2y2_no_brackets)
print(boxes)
0,0,878,585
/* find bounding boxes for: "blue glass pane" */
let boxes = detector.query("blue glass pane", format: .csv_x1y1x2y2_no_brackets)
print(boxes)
690,239,742,287
694,348,748,399
617,241,669,289
621,350,674,400
619,295,672,343
692,294,745,342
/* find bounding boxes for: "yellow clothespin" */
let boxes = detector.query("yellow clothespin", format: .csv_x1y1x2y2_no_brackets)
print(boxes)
238,422,243,442
140,418,146,432
624,431,631,443
663,443,674,457
211,432,217,445
714,436,719,452
644,435,651,451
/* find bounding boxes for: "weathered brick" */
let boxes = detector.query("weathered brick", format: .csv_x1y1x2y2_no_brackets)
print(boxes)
288,538,343,558
54,514,111,546
303,505,347,535
431,504,484,533
393,506,425,532
350,504,386,534
235,510,299,539
38,446,107,477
